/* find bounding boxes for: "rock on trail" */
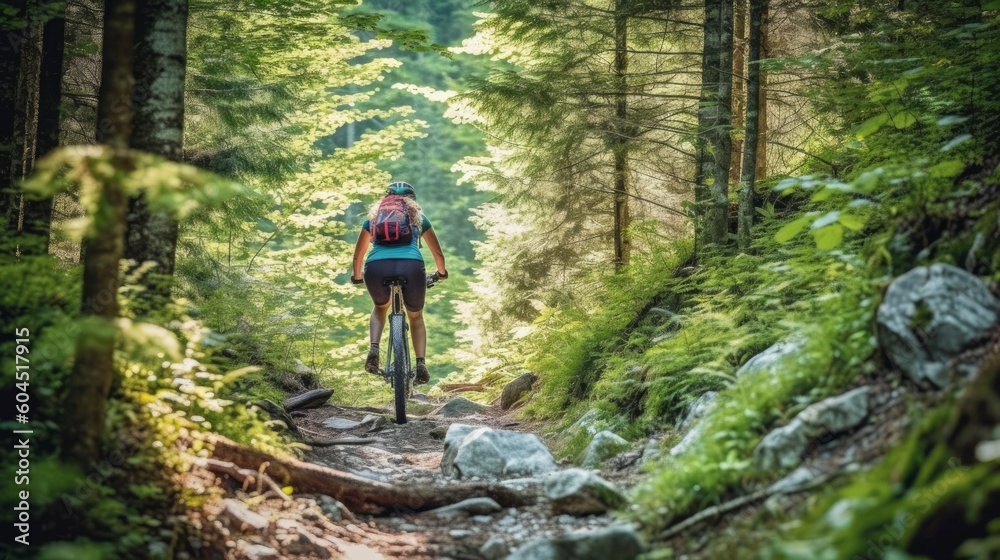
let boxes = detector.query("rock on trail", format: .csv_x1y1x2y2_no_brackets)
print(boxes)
193,396,639,560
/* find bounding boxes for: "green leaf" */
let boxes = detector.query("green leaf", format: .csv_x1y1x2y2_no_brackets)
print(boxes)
811,211,841,230
813,224,844,250
775,217,810,243
839,214,866,231
984,0,1000,9
892,111,917,129
853,114,889,138
928,160,964,178
256,217,277,233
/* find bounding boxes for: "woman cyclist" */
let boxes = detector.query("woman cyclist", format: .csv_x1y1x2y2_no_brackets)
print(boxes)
351,182,447,385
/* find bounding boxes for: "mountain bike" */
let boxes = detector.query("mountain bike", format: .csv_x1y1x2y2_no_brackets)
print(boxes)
361,271,441,424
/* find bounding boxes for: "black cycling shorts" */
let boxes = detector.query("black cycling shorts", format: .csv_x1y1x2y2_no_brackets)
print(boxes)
363,259,426,312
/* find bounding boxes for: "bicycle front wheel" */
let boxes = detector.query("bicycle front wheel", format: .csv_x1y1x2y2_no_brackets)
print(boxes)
390,314,410,424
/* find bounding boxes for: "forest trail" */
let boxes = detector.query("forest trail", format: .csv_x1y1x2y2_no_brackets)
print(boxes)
191,394,633,560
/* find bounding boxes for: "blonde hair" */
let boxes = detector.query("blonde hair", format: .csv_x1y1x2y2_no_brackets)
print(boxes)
368,195,423,234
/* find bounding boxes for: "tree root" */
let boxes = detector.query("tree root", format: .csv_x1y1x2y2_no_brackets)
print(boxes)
206,435,536,515
199,457,292,502
656,471,838,541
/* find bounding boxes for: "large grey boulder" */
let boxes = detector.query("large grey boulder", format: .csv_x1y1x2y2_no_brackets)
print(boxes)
877,263,998,387
441,424,557,480
736,336,808,378
580,431,629,468
670,422,706,457
433,397,489,418
507,526,643,560
678,391,718,432
544,468,626,515
755,386,871,470
668,391,720,458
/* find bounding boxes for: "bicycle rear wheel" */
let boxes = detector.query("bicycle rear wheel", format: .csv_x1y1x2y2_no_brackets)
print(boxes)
390,313,410,424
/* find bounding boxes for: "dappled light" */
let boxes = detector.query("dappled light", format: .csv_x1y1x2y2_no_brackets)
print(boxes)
2,0,1000,559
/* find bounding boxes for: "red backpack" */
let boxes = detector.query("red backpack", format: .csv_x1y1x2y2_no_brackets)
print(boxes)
369,195,414,246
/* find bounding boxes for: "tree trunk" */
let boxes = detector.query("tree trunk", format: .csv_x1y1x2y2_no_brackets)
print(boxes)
730,0,747,186
706,0,734,246
612,0,630,270
125,0,187,313
0,0,27,231
61,0,134,469
738,0,764,251
695,0,722,255
20,2,66,254
8,14,42,243
754,0,769,181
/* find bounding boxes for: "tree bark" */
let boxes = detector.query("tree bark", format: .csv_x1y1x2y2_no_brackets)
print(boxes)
20,2,66,253
0,0,27,231
695,0,722,255
730,0,747,186
208,435,535,515
754,0,769,181
61,0,134,469
611,0,630,270
738,0,764,251
706,0,734,246
8,13,42,242
125,0,187,313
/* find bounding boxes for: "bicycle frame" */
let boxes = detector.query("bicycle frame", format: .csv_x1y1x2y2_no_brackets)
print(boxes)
366,272,438,424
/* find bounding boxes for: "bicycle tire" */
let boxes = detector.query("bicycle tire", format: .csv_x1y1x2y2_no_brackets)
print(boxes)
390,313,409,424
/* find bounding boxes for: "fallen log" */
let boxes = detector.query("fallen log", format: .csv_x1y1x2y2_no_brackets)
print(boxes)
207,435,536,515
283,388,335,412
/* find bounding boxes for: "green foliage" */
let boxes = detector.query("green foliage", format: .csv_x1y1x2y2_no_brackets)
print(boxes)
521,240,693,418
763,404,1000,560
178,0,494,400
0,247,283,558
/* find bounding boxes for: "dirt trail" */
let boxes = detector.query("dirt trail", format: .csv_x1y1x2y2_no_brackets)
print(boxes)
192,394,630,560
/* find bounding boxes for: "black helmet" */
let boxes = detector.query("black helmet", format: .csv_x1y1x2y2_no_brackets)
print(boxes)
387,181,416,198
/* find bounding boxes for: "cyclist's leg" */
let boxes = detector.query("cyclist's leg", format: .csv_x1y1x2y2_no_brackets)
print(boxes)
399,260,428,383
363,260,393,373
406,307,426,358
370,302,390,343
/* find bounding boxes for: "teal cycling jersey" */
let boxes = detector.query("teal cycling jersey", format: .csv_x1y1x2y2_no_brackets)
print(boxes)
362,213,432,262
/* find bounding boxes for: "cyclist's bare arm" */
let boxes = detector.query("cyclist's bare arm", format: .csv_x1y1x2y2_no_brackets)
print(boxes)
422,227,447,278
352,228,371,280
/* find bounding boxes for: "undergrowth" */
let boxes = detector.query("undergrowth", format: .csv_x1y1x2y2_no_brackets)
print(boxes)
0,252,285,559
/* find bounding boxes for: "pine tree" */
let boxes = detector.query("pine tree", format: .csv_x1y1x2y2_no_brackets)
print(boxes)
0,0,28,234
125,0,188,313
62,0,133,468
737,0,765,250
20,0,66,253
